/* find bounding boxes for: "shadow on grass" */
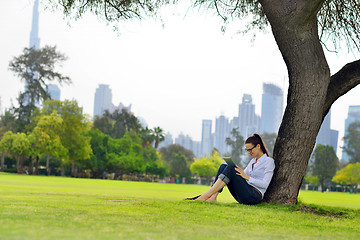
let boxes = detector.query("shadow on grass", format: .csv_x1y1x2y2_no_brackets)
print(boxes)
183,199,359,219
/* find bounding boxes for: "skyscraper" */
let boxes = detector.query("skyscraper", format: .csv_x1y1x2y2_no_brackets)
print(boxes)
47,84,60,100
238,94,260,139
29,0,40,50
201,120,212,156
214,115,229,155
342,105,360,161
93,84,113,117
316,109,339,154
25,0,40,106
260,83,283,134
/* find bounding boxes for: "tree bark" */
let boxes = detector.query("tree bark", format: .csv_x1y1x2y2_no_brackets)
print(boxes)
0,153,5,172
260,1,360,204
46,155,51,176
261,1,330,204
34,156,39,175
28,156,33,175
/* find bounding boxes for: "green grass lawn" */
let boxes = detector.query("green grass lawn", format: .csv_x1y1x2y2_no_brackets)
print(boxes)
1,172,359,240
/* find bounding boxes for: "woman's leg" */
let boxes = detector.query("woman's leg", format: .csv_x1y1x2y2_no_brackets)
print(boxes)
223,167,262,205
196,164,228,202
196,178,226,201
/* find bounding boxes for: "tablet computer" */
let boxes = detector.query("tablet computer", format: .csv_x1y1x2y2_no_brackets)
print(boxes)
223,157,237,165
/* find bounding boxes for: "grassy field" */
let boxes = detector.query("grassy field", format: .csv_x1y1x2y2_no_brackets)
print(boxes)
1,172,360,240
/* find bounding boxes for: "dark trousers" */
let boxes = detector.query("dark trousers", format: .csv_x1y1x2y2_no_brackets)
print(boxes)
214,164,262,205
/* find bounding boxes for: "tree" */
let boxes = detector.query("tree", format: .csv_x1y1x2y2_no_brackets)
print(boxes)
29,111,67,175
140,127,155,148
107,131,145,178
343,122,360,163
142,146,167,177
159,144,195,177
0,110,17,171
225,128,244,167
49,0,360,203
159,144,195,165
304,174,319,191
41,100,92,177
153,127,165,149
190,150,222,178
312,145,338,192
8,46,71,131
93,109,142,139
5,132,31,173
332,163,360,193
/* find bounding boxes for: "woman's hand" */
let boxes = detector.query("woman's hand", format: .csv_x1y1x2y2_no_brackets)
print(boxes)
235,165,250,181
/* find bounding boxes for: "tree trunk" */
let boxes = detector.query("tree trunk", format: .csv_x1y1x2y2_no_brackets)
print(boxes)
0,153,5,172
261,1,330,204
28,156,33,175
34,156,39,175
46,155,51,176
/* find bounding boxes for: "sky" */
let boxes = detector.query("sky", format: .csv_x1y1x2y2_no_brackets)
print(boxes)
1,0,359,158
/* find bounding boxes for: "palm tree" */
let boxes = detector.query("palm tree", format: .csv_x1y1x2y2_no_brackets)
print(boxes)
153,127,165,149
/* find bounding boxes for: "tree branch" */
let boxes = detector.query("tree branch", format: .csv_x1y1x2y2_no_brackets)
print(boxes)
323,59,360,115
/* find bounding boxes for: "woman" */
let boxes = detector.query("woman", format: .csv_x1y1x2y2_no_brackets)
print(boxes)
188,133,275,205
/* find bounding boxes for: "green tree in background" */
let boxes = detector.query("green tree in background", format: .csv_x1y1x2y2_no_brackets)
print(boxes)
142,146,167,177
93,109,142,139
8,46,71,132
1,132,31,174
153,127,165,149
29,111,67,175
225,128,244,167
41,100,92,177
343,122,360,163
304,174,319,191
332,162,360,193
190,150,222,178
160,144,195,177
0,111,17,171
107,131,145,178
312,145,338,192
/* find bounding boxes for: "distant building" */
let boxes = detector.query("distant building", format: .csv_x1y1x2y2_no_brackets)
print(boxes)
158,132,174,149
175,133,193,150
192,141,201,158
93,84,113,117
214,115,229,155
238,94,260,139
25,0,40,106
260,83,283,134
342,105,360,161
201,120,212,156
316,109,339,154
47,84,60,100
29,0,40,50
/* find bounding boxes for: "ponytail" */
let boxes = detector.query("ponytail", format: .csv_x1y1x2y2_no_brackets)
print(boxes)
245,133,269,156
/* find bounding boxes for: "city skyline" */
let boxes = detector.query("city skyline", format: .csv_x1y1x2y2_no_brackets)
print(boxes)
1,0,360,158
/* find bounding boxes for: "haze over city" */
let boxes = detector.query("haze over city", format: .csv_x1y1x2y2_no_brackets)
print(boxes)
1,0,359,158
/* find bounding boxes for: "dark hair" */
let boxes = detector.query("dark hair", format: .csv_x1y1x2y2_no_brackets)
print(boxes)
245,133,269,156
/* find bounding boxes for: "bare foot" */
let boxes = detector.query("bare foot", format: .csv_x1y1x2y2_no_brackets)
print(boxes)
195,194,210,201
205,193,218,203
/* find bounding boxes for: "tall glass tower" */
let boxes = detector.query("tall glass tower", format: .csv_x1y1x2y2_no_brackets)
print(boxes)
342,105,360,161
47,84,61,100
93,84,113,117
260,83,283,134
201,120,212,156
29,0,40,50
238,94,260,138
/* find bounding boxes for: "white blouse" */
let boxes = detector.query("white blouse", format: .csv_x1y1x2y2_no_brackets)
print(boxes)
243,154,275,198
